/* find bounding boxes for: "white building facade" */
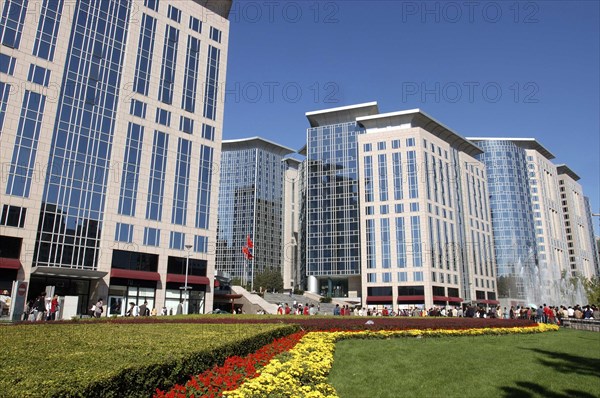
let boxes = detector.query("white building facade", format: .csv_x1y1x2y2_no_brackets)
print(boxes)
0,0,232,317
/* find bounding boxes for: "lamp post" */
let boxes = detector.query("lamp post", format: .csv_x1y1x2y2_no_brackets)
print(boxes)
184,244,192,314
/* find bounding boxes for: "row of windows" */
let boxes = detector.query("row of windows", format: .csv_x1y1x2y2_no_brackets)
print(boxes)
367,271,424,283
114,222,209,254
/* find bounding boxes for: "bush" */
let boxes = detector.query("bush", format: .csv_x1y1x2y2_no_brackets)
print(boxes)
320,296,332,303
0,323,297,398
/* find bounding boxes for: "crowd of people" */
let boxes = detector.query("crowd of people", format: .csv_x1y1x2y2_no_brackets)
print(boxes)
22,292,61,321
271,301,600,324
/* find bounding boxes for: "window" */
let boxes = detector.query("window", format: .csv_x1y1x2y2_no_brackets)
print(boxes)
367,273,377,283
210,26,222,43
397,272,407,282
155,107,171,126
144,0,159,11
115,223,133,243
182,35,201,113
1,205,26,227
129,99,147,118
382,272,392,283
413,272,423,282
158,25,179,104
363,143,372,152
395,204,404,213
179,116,194,134
377,141,386,150
0,54,16,75
406,137,415,147
203,45,220,120
391,139,400,149
143,227,160,247
27,64,51,87
194,235,208,253
189,16,202,33
167,5,181,23
202,124,215,141
0,0,29,49
410,202,419,212
380,205,389,214
366,206,374,215
117,123,144,217
169,231,185,250
32,0,64,61
133,13,157,96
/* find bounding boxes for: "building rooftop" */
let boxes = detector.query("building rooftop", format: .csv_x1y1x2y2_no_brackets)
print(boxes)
358,109,483,157
467,137,555,160
193,0,233,19
222,136,296,156
306,102,379,128
556,164,581,181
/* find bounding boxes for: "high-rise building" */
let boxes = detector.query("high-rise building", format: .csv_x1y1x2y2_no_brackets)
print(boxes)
356,110,496,309
469,138,596,305
557,166,598,278
0,0,232,317
304,103,379,298
216,137,296,289
302,104,497,308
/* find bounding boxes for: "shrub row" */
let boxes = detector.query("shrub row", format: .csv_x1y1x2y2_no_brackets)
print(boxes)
0,323,297,398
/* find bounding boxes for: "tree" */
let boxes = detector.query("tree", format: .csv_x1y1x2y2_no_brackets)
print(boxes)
254,268,283,293
583,276,600,305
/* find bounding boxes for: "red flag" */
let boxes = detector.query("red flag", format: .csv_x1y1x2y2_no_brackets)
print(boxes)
242,246,253,260
246,235,254,249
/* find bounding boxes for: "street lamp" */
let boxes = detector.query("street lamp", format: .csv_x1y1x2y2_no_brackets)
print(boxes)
184,244,193,314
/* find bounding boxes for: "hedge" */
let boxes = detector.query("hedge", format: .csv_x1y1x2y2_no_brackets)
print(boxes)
0,323,297,397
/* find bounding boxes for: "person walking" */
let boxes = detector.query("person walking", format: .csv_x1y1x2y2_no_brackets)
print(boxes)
49,295,59,320
94,298,104,318
33,293,47,321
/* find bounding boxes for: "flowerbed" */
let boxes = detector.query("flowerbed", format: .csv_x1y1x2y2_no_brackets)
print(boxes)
155,331,306,398
18,314,536,331
222,323,559,398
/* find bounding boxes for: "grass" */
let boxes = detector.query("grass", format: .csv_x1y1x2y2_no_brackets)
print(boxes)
0,323,292,397
328,329,600,398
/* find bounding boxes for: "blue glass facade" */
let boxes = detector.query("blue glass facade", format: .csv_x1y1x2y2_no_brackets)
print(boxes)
6,91,46,198
34,0,131,269
306,121,362,280
216,140,292,281
471,139,537,299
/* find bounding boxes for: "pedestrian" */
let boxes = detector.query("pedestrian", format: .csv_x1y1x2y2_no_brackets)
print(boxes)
125,302,135,316
139,301,148,316
49,295,59,320
94,298,104,318
33,292,47,321
176,299,183,315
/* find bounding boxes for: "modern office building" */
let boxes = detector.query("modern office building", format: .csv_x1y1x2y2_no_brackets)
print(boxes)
215,137,296,289
469,138,597,305
304,103,379,298
557,166,598,278
0,0,232,317
303,103,497,308
356,110,496,309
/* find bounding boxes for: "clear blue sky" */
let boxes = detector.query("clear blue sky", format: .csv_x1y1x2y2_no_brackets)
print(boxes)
222,1,600,233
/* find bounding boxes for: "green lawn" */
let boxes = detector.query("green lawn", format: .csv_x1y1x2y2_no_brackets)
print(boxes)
328,329,600,398
0,322,293,397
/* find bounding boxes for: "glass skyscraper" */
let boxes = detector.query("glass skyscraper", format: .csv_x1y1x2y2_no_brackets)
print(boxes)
468,139,538,300
216,138,295,286
0,0,232,317
469,138,597,305
304,103,379,297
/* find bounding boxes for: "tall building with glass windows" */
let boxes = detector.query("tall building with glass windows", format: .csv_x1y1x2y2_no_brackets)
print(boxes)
469,138,597,305
0,0,232,318
356,109,496,309
304,103,379,298
216,138,295,288
557,166,598,278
